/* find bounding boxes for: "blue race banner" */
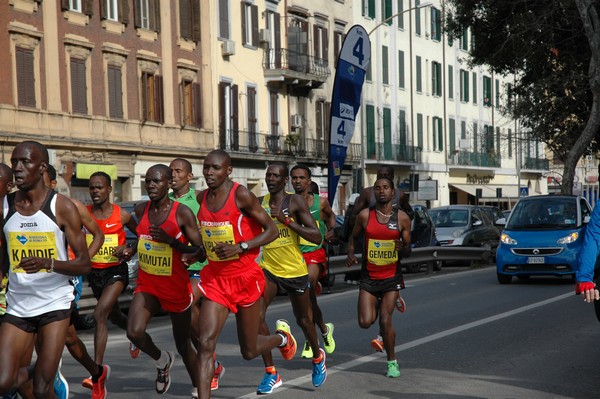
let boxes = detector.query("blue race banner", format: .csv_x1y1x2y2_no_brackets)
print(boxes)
328,25,371,206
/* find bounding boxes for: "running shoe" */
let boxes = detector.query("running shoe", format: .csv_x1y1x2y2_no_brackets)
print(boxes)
92,364,110,399
130,341,141,359
256,372,282,395
211,361,225,391
322,322,336,354
396,296,406,313
0,390,17,399
53,359,69,399
386,360,401,378
82,377,93,390
275,319,297,360
191,387,198,399
311,348,327,387
371,335,384,352
300,340,313,359
155,351,174,394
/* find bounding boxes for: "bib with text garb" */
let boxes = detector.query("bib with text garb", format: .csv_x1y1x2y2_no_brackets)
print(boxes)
362,208,401,280
86,204,127,269
87,233,119,265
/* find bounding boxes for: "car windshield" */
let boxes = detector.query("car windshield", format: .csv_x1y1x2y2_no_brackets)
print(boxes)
430,209,469,227
506,197,578,229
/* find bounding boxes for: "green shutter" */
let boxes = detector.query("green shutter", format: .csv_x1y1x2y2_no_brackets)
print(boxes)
416,56,422,92
398,50,405,88
366,105,376,158
449,118,456,152
382,46,389,85
417,113,423,149
383,108,392,160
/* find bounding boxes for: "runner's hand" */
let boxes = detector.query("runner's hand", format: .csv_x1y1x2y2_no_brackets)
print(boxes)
576,281,600,303
18,257,51,274
149,225,172,244
212,242,239,260
346,253,358,267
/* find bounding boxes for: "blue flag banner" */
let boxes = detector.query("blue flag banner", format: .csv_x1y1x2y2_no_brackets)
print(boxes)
328,25,371,206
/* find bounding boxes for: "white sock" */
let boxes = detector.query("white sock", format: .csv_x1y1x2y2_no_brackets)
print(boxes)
156,350,169,368
277,332,288,347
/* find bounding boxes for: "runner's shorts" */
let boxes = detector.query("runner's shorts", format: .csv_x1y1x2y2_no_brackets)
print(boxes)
302,248,329,279
263,268,309,296
199,264,265,314
360,276,403,300
3,308,71,333
88,262,129,300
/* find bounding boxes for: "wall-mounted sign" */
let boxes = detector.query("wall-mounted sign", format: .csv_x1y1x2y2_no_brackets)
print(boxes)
417,180,438,201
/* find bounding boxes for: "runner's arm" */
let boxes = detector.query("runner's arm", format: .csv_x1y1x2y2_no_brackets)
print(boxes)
287,194,321,245
237,185,278,250
319,196,336,241
72,198,104,259
346,208,368,267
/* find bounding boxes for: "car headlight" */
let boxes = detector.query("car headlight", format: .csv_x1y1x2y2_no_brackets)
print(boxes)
501,233,517,245
557,232,579,244
451,229,465,238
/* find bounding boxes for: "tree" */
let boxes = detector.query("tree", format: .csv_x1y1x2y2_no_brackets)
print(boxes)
445,0,600,194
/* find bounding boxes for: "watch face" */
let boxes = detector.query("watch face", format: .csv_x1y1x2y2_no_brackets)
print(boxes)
240,242,249,251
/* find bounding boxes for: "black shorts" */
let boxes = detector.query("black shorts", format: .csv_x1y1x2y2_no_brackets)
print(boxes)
360,276,403,300
3,308,71,333
88,262,129,300
263,269,309,296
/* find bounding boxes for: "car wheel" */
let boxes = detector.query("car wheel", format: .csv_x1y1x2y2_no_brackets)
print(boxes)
405,263,421,273
497,272,512,284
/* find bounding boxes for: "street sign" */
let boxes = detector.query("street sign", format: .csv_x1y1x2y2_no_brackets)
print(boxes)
519,187,529,197
417,180,438,201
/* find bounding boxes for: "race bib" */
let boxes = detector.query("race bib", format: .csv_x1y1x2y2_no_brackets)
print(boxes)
88,233,119,263
264,223,294,249
299,220,320,247
137,238,173,276
367,239,398,266
8,232,57,273
202,223,238,262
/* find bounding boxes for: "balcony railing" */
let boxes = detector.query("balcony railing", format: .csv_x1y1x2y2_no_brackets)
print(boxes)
522,156,549,170
263,48,330,84
218,129,360,164
366,143,422,164
448,150,501,168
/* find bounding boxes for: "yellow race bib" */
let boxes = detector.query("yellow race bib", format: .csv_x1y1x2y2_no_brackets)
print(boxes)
8,232,57,273
201,223,238,262
87,233,119,263
264,223,294,249
137,238,173,276
367,239,398,266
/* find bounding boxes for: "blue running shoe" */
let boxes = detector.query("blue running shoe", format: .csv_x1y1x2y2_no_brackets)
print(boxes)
256,372,282,395
53,359,69,399
312,348,327,387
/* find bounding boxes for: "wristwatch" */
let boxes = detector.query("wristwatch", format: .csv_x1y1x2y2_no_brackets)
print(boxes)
239,242,250,253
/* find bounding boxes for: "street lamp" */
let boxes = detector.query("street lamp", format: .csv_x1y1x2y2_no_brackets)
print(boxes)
368,2,433,36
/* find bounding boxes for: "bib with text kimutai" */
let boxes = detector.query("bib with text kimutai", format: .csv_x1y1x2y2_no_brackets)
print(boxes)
367,239,398,266
9,231,57,273
202,222,238,262
137,238,173,276
87,233,119,263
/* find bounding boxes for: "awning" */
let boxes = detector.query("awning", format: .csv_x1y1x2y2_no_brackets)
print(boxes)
450,184,520,198
76,163,118,180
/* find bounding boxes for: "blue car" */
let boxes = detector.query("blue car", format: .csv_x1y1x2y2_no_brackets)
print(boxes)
495,195,592,284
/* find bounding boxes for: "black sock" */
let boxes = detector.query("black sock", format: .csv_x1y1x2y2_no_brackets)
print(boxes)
92,364,103,382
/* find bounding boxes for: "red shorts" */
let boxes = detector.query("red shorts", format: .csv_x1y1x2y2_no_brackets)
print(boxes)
303,248,328,279
199,264,265,314
134,287,193,313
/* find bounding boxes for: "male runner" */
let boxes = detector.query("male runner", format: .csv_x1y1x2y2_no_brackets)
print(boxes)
169,158,224,391
194,150,297,399
0,163,14,323
256,162,326,394
122,164,204,397
290,165,336,359
0,141,90,398
346,177,412,378
85,170,139,397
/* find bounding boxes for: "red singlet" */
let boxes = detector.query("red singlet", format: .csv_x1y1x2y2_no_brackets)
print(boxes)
363,209,400,280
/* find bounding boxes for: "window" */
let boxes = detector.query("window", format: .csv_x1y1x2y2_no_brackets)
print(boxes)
398,50,405,89
366,61,372,81
106,0,118,21
270,91,279,137
417,113,424,149
247,86,258,152
449,118,456,152
461,120,466,139
180,80,202,128
459,28,468,50
397,0,404,29
416,56,422,93
107,64,123,118
135,0,160,31
506,82,513,110
415,0,421,35
242,2,258,47
70,0,82,12
382,0,393,25
483,75,492,106
141,72,164,123
289,17,309,71
101,0,129,24
333,30,343,67
16,47,35,108
313,24,329,66
431,61,441,97
179,0,200,41
484,124,494,150
496,127,501,155
433,116,443,152
399,109,407,143
495,79,500,108
459,69,469,102
382,46,389,85
70,58,87,114
508,129,513,158
431,7,441,41
218,82,238,150
448,65,454,99
218,0,229,39
366,104,376,158
315,99,330,157
472,72,478,104
362,0,376,19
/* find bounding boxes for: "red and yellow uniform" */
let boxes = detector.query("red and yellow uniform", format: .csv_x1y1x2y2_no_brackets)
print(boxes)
363,209,400,281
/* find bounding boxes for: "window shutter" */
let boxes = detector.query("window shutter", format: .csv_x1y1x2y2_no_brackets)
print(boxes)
192,0,201,42
322,27,329,65
231,84,239,150
218,82,226,149
108,65,123,118
155,75,164,123
83,0,94,16
16,47,35,108
219,0,229,39
134,0,141,28
71,58,87,114
151,0,160,32
325,101,331,142
313,25,319,60
251,5,258,46
315,102,322,140
120,0,129,24
241,2,247,45
100,0,107,19
368,0,375,19
180,0,191,39
108,65,116,116
193,82,202,128
437,118,443,152
274,14,281,68
61,0,69,11
141,73,148,122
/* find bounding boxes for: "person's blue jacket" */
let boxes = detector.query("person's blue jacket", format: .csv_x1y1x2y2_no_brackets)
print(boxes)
576,203,600,282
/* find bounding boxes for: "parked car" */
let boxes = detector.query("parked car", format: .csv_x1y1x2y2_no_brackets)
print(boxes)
502,209,512,219
495,195,592,284
429,205,500,256
406,204,441,273
481,205,506,232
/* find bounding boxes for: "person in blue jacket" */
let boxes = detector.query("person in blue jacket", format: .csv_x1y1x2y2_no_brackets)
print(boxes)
576,204,600,303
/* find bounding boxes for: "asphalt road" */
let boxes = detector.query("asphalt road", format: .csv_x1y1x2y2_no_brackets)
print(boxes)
57,264,600,399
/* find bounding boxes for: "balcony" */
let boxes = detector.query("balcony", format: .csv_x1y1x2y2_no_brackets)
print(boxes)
365,143,422,164
448,150,501,168
522,156,549,171
218,129,360,165
263,48,330,89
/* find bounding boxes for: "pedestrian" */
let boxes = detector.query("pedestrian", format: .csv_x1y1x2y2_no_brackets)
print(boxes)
255,162,327,394
290,165,336,358
193,150,297,399
124,164,205,397
0,141,91,398
345,177,412,378
168,157,225,391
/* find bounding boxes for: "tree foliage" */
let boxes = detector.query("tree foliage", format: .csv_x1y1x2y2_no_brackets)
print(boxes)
445,0,600,194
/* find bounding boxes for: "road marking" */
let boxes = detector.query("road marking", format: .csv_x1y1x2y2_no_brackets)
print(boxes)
235,291,573,399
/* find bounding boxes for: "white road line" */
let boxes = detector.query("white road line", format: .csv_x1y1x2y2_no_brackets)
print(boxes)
235,291,573,399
